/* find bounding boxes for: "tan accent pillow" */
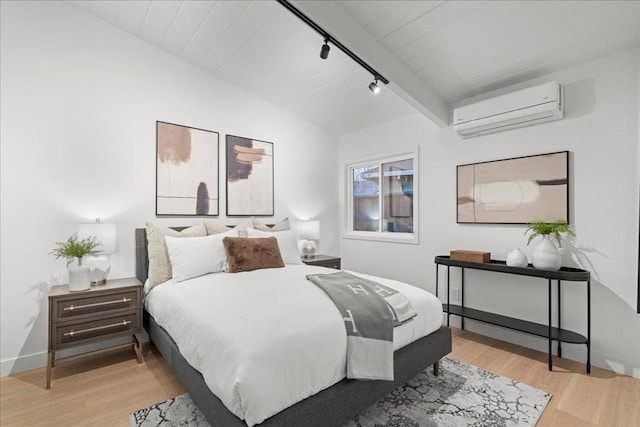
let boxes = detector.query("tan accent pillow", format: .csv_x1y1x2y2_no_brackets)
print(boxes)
252,217,290,232
223,237,285,273
203,219,231,235
146,222,207,288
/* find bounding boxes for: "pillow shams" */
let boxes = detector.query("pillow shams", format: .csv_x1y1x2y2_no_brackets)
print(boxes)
252,217,290,231
223,236,285,273
165,229,238,282
203,219,231,235
246,228,302,265
146,222,207,288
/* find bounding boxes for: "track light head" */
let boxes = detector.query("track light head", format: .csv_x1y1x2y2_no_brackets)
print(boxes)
369,78,381,95
320,38,330,60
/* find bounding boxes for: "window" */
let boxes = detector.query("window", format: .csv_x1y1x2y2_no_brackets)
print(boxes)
345,148,418,244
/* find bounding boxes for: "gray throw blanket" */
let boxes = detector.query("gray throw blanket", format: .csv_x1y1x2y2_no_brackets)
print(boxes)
306,271,417,381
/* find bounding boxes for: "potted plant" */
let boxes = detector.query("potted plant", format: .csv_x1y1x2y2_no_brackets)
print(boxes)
525,219,574,271
51,235,101,291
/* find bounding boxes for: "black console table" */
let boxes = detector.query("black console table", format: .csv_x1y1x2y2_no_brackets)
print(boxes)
434,256,591,373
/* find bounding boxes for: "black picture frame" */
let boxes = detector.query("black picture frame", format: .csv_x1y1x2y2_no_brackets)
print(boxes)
156,121,220,217
225,134,274,217
456,151,569,225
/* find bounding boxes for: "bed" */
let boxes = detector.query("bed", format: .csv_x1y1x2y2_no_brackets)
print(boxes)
135,227,451,426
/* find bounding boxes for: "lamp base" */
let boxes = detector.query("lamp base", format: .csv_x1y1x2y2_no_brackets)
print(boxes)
83,255,111,287
301,241,317,259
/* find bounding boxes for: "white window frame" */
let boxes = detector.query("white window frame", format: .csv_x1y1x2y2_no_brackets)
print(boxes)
343,147,419,244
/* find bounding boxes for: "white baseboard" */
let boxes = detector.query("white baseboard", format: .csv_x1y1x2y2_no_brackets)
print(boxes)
1,332,149,377
446,317,640,379
1,351,47,377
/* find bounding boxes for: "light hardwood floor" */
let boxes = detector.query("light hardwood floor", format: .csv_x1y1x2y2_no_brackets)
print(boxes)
1,328,638,426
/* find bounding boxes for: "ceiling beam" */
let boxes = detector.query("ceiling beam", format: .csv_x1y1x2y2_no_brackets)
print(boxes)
290,0,450,128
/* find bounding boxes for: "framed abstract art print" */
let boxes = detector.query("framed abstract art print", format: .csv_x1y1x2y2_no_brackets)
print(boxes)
457,151,569,224
226,135,274,217
156,121,219,216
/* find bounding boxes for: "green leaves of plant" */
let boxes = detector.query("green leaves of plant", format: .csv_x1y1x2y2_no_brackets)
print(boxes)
525,218,574,246
50,235,101,262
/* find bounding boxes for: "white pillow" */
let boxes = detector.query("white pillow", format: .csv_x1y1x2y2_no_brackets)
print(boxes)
165,228,238,282
246,228,302,265
146,222,207,288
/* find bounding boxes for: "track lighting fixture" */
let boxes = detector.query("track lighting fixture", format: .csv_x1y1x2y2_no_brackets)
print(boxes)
369,78,381,95
277,0,389,95
320,37,330,60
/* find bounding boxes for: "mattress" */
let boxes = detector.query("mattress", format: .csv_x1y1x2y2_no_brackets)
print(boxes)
145,264,443,426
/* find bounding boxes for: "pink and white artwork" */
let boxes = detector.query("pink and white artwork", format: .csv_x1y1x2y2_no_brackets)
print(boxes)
457,151,569,224
156,121,219,216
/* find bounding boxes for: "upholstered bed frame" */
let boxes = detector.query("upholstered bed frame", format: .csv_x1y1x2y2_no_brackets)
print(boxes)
135,228,452,426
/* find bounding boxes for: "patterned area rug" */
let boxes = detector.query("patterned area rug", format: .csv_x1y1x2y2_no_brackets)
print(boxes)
130,357,550,427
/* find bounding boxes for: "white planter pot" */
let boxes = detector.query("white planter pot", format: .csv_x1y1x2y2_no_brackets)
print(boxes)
532,236,562,271
68,258,91,291
506,248,528,267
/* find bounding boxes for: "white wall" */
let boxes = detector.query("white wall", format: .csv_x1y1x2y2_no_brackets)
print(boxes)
339,48,640,377
0,1,339,375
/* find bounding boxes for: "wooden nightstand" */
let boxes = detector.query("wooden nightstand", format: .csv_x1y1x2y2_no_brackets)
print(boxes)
47,277,143,389
302,255,341,270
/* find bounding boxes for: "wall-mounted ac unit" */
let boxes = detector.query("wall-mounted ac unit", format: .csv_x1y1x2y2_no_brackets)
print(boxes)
453,81,564,139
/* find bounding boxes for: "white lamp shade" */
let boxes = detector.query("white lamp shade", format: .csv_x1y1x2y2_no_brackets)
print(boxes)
298,220,320,241
78,222,117,254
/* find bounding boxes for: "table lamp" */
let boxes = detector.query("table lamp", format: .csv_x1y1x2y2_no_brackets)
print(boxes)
77,218,117,285
299,220,320,259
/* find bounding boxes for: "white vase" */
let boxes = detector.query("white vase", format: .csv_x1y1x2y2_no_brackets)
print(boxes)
506,248,528,267
532,235,562,271
68,258,91,291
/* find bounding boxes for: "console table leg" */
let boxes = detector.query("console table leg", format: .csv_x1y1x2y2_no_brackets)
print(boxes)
548,279,553,371
435,265,439,298
461,268,465,331
446,266,450,327
587,279,591,374
557,279,562,358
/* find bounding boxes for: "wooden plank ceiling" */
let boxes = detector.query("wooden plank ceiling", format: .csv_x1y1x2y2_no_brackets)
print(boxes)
70,0,639,134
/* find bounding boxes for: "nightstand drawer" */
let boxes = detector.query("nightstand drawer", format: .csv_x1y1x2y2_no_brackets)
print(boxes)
54,312,139,349
54,290,139,321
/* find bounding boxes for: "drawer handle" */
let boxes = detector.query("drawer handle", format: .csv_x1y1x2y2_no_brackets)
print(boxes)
64,320,132,337
63,298,132,312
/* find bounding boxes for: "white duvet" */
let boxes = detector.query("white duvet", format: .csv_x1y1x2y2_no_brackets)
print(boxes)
145,265,443,426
